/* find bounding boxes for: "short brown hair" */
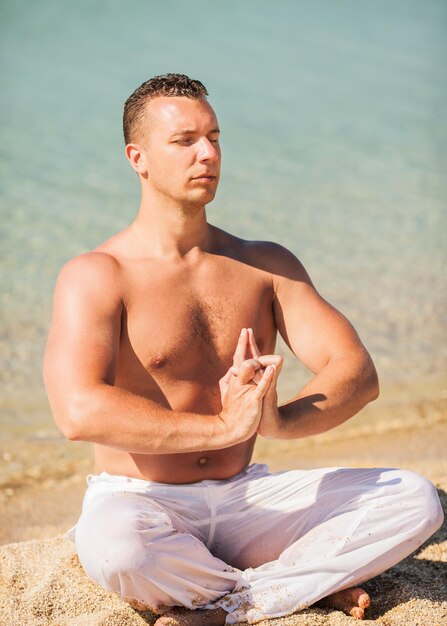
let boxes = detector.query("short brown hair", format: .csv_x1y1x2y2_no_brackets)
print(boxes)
123,73,209,144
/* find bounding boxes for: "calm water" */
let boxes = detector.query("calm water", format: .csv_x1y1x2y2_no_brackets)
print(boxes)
1,0,446,437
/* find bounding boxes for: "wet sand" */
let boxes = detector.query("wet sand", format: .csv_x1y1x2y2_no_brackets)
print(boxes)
1,381,446,625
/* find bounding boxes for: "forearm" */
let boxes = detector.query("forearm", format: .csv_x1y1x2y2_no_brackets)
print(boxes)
263,351,379,439
55,384,228,454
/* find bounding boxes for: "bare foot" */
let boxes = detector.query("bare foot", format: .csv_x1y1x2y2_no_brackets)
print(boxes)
154,607,227,626
317,586,371,620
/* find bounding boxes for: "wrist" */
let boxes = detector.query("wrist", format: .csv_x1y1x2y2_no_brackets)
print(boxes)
212,410,254,449
257,405,282,439
211,411,237,449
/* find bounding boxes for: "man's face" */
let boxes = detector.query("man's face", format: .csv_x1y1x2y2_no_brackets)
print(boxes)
140,96,221,208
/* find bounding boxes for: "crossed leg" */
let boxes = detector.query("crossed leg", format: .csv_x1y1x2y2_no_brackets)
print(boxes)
75,467,442,625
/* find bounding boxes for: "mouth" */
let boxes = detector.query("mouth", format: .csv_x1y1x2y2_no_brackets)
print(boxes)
191,175,216,183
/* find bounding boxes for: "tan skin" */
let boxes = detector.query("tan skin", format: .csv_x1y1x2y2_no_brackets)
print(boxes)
44,96,379,621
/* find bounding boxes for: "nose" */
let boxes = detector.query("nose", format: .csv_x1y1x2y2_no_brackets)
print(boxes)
197,137,219,162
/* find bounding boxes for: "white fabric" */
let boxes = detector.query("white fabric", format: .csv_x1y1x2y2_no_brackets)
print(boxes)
72,463,443,624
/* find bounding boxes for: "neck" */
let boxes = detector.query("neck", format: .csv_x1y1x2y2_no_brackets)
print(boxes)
130,188,212,258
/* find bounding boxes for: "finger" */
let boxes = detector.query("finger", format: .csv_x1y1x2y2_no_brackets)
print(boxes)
251,369,264,384
264,367,279,403
220,369,233,385
237,358,261,384
263,366,277,400
233,328,248,367
219,368,233,398
247,328,261,359
255,365,275,397
232,363,263,384
258,354,283,375
264,359,281,402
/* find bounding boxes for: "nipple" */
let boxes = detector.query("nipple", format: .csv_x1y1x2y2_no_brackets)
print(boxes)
151,355,167,369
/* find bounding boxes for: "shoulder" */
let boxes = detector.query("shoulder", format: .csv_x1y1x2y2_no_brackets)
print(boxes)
54,251,123,305
244,240,301,266
212,226,302,268
57,251,120,283
242,239,313,286
212,226,312,282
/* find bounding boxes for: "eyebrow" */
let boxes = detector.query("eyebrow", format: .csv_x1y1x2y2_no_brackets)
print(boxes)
171,128,220,137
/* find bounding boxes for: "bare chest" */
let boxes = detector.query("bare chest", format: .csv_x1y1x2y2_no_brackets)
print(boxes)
118,263,275,389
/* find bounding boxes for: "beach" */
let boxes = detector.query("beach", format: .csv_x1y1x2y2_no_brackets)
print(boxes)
1,1,447,624
1,377,446,625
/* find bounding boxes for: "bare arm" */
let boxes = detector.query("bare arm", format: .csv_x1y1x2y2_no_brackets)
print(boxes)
253,243,379,439
43,253,272,453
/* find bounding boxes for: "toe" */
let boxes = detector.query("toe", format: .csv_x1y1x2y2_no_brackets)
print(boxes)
358,591,370,609
154,616,177,626
350,587,370,609
350,606,365,620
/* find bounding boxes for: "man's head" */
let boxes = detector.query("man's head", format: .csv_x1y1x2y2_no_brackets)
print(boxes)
124,74,221,210
123,73,209,146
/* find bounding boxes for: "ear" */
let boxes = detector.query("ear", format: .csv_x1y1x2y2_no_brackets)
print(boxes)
125,143,148,176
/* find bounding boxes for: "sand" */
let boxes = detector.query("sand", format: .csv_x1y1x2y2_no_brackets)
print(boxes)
0,484,445,626
1,388,446,626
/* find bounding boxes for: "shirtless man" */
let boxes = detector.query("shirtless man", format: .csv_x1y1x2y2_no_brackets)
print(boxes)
43,74,443,625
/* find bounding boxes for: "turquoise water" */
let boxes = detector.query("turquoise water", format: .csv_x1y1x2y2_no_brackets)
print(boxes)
1,0,446,436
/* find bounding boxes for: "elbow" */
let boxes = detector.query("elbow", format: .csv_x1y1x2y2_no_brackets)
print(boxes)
363,353,380,403
54,412,85,442
366,371,380,403
56,421,82,442
59,417,85,442
52,391,94,442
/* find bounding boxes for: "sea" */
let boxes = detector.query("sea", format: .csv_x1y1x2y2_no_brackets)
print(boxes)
1,0,446,448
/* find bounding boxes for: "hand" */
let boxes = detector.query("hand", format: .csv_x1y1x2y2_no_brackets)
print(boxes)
217,329,275,445
227,328,284,438
219,328,261,403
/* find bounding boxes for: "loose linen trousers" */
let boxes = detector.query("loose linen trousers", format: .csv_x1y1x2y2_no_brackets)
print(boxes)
72,463,443,624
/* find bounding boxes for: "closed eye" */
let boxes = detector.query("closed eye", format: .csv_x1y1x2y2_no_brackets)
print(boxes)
172,134,219,146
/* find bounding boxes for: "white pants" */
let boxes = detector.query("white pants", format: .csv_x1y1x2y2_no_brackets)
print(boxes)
73,464,443,624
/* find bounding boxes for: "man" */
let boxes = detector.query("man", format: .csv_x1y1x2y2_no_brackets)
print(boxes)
44,74,443,625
